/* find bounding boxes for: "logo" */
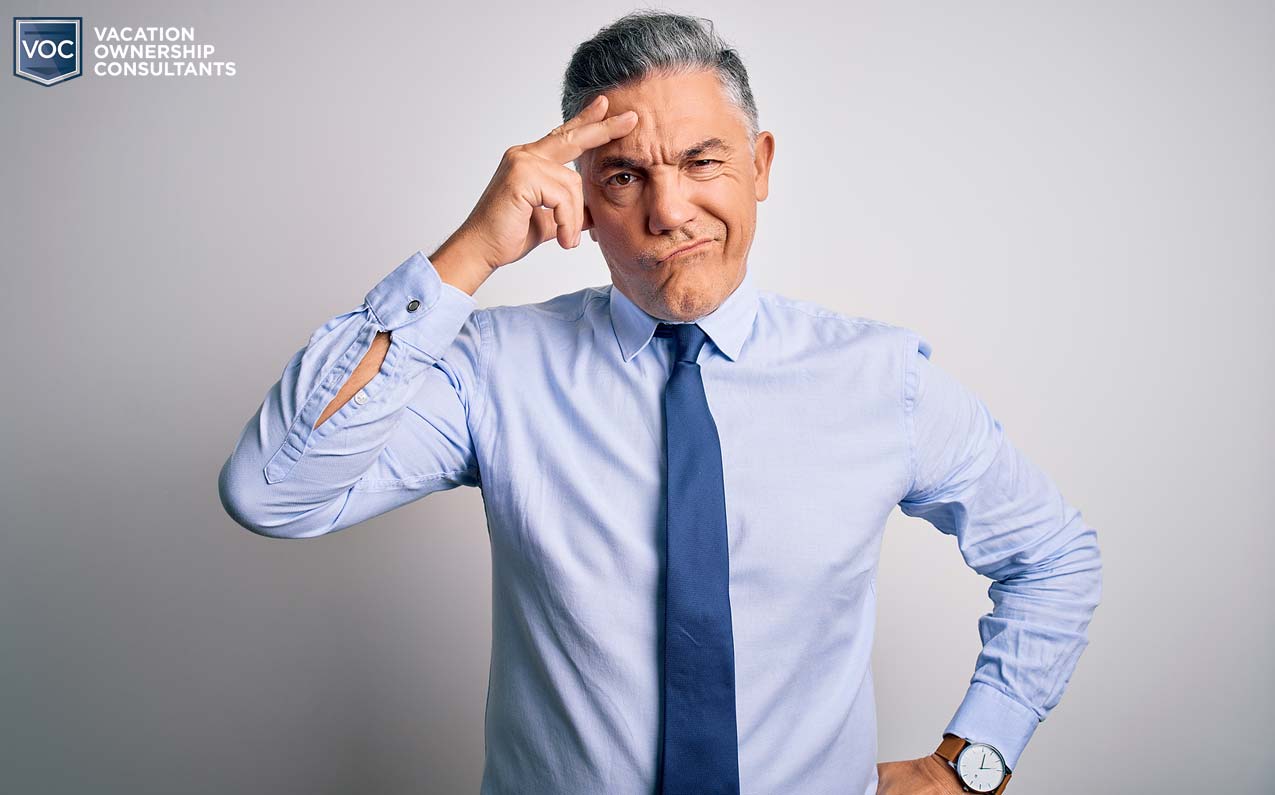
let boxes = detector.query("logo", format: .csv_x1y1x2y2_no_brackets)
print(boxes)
14,17,82,86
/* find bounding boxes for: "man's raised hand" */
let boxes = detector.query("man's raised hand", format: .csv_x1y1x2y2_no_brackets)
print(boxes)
442,94,638,273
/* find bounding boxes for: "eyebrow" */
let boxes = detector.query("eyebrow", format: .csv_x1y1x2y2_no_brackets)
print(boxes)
593,137,734,173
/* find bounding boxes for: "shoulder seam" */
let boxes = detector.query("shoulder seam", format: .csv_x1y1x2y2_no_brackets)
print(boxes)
901,328,920,499
758,291,904,330
486,286,605,324
471,308,492,441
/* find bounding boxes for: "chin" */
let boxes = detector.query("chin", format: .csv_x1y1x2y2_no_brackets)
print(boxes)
661,284,721,321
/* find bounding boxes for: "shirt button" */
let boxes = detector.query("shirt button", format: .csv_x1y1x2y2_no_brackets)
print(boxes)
354,390,369,406
406,299,421,312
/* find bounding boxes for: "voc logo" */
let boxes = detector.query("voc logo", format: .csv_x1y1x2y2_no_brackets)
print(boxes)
13,16,82,86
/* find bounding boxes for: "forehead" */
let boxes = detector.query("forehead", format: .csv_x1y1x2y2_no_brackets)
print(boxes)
587,69,744,168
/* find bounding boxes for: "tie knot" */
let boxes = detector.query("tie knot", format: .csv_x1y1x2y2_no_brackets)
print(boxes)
659,322,709,364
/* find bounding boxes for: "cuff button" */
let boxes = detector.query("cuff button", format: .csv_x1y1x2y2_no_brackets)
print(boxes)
406,299,421,312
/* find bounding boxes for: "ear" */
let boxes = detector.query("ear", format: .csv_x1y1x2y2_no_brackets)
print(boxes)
584,204,597,240
752,131,776,202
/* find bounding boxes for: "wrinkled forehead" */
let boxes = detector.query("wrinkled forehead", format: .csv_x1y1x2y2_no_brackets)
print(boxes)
580,69,746,170
584,108,747,173
590,134,737,175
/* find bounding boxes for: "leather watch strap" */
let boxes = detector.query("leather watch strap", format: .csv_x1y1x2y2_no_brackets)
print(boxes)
936,733,1013,794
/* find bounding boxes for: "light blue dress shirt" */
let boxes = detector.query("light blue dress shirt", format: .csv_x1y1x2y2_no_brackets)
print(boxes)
219,249,1102,795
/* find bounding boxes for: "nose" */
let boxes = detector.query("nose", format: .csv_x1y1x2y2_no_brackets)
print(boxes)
646,172,698,236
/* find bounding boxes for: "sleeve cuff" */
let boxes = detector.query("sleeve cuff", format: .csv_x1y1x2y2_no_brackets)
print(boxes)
364,250,478,361
943,681,1040,773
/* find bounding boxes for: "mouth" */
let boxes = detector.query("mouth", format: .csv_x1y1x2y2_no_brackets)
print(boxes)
660,239,713,263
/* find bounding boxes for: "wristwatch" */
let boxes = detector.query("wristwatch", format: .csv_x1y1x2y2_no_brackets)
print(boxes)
935,733,1012,793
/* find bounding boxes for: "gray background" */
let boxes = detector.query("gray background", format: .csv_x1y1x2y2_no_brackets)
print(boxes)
2,0,1271,792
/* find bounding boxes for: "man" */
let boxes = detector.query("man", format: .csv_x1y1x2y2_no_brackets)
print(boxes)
219,10,1102,795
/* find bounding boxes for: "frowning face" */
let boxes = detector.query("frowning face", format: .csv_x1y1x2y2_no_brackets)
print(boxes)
581,69,775,322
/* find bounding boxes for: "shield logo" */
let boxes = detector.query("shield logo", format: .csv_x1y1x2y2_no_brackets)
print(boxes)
13,17,82,87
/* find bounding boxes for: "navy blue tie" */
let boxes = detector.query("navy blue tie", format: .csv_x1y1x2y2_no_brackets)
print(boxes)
657,321,741,795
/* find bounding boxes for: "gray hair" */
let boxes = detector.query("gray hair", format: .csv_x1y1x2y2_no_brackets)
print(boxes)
561,10,760,169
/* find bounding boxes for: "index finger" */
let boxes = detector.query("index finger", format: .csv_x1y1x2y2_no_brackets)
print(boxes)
527,95,639,165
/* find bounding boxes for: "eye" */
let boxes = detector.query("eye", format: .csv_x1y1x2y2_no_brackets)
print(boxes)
604,160,721,188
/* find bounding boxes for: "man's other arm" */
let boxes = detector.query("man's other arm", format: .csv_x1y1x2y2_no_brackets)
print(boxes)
897,331,1104,773
217,244,494,539
219,92,643,539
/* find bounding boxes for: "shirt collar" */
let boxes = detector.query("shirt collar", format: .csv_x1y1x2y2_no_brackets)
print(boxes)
608,266,758,363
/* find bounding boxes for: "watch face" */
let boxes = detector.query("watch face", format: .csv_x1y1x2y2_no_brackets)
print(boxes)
956,742,1006,792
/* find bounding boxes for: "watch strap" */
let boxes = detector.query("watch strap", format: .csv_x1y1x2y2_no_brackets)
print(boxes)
936,733,1013,794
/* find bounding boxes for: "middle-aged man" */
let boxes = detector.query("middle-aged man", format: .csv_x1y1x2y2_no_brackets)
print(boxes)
219,11,1102,795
